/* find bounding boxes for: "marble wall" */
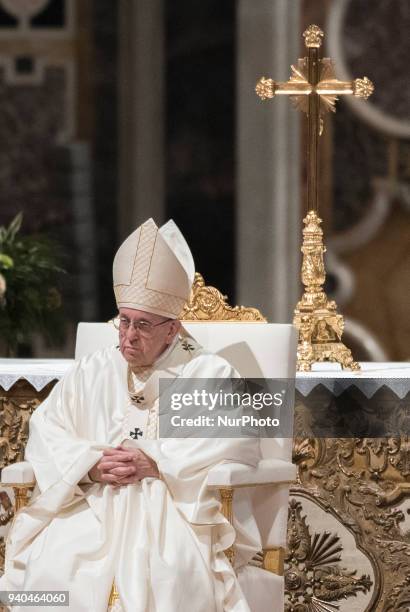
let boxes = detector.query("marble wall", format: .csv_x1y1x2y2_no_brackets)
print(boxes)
0,0,119,355
165,0,236,300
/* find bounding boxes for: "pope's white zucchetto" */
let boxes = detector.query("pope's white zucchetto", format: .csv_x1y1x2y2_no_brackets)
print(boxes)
113,218,195,319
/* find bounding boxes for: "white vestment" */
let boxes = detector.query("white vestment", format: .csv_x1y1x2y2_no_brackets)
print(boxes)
0,337,264,612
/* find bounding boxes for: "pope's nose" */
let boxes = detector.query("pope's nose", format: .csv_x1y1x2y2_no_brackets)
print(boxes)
124,325,141,339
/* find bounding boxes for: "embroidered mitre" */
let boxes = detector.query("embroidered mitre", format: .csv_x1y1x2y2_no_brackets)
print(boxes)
113,218,195,318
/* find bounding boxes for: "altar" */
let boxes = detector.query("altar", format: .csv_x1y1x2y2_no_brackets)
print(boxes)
0,359,408,611
291,363,410,612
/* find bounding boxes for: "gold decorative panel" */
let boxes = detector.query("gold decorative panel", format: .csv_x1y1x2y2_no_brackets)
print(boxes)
291,385,410,611
0,379,54,569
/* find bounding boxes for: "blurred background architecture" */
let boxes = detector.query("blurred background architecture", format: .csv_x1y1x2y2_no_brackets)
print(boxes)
0,0,409,360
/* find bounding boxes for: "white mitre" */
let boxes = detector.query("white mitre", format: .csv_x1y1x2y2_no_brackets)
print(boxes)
113,218,195,318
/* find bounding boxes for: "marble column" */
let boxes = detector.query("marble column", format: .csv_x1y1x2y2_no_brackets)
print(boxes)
118,0,165,239
236,0,301,322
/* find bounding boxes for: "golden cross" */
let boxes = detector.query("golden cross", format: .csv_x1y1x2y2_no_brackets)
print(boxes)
255,24,374,213
255,24,375,370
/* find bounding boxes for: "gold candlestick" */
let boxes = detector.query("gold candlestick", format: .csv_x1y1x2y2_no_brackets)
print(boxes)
255,24,374,371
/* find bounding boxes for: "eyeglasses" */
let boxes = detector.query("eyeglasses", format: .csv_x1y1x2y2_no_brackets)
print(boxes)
113,315,172,337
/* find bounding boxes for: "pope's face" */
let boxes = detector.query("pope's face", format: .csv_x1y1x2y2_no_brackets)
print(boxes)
118,307,180,368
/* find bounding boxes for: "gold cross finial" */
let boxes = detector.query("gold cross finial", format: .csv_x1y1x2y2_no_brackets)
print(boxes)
303,25,324,48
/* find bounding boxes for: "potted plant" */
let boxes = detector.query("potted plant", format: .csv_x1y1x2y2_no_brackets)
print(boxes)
0,213,66,357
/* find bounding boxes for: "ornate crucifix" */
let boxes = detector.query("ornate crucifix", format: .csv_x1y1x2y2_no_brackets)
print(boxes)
255,24,374,371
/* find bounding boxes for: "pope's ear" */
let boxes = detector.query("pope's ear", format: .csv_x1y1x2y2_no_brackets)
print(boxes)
168,319,181,339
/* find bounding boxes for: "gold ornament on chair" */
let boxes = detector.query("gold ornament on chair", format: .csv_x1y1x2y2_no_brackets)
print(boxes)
181,273,266,322
255,24,374,370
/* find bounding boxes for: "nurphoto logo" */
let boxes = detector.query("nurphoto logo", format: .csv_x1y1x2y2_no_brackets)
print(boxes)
159,378,295,438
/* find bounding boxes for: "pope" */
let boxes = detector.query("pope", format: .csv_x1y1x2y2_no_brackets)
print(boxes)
0,219,262,612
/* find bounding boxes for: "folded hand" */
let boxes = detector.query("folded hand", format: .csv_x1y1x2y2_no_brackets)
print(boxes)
88,445,159,486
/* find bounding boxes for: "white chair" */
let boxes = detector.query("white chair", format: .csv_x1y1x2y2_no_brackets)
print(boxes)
3,319,297,611
178,322,298,612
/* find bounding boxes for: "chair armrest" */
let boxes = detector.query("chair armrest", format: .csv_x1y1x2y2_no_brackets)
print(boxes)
207,458,296,488
1,461,35,485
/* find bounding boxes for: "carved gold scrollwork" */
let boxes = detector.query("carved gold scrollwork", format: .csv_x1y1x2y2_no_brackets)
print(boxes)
285,499,372,610
382,575,410,611
0,386,43,469
292,386,410,611
181,273,266,322
0,539,5,575
219,487,235,565
0,490,14,525
0,381,53,574
293,211,360,371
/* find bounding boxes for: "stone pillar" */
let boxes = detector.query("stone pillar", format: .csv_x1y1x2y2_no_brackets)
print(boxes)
118,0,165,239
236,0,301,321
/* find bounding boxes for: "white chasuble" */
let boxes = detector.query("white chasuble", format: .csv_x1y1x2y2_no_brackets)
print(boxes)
0,337,262,612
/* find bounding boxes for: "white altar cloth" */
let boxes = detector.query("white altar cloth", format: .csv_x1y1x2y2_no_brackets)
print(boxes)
1,359,409,396
0,359,74,392
296,362,410,398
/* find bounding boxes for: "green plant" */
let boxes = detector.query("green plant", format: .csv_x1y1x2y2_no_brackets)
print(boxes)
0,213,66,356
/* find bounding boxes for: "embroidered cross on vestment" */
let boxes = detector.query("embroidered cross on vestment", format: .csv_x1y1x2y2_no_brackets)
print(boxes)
130,427,143,439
